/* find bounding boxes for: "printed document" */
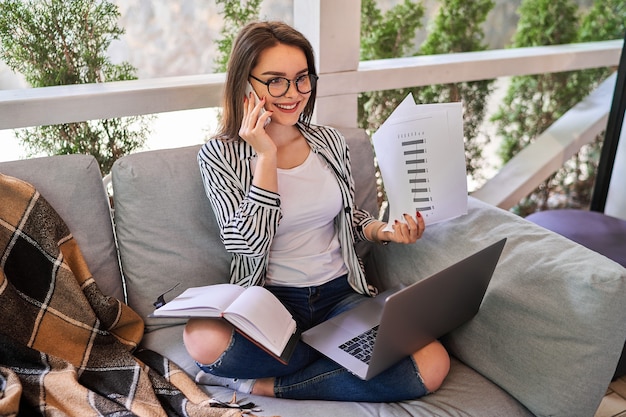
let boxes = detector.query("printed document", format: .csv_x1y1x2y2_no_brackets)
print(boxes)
372,93,468,228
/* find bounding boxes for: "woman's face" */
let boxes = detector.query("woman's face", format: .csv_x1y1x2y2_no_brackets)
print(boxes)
249,43,311,127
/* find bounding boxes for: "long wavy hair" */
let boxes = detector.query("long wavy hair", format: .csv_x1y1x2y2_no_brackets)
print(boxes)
217,21,318,141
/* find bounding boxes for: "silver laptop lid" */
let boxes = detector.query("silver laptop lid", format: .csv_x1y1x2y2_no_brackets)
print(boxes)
364,237,507,379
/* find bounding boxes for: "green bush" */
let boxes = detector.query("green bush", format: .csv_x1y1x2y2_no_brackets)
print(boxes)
0,0,151,174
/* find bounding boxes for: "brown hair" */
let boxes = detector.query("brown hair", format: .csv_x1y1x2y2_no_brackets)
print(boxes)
217,21,317,141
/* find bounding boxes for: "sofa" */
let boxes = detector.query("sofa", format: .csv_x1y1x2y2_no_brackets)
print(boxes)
1,126,625,417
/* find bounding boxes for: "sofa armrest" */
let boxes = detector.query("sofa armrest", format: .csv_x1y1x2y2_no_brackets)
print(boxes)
370,196,626,417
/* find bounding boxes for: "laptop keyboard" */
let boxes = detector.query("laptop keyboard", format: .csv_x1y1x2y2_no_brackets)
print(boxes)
338,325,379,364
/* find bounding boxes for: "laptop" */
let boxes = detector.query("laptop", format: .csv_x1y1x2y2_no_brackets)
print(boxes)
301,238,507,380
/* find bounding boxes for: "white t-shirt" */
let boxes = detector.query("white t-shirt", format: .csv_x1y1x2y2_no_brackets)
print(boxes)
265,150,348,287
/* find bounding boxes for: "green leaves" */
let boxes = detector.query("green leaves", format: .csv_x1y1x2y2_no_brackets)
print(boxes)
420,0,494,54
0,0,150,174
360,0,424,61
0,0,125,87
213,0,262,72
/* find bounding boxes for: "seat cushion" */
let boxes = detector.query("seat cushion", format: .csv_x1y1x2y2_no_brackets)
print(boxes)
526,208,626,267
372,197,626,417
0,155,124,301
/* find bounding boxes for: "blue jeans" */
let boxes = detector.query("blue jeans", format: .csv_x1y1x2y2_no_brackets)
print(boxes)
196,276,428,402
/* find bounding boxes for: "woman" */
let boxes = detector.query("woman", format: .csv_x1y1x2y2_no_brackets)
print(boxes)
184,21,449,402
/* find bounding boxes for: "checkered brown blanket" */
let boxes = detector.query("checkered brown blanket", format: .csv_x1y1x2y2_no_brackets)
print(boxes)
0,173,246,417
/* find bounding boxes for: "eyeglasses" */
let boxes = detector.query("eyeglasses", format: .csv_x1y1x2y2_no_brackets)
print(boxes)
152,282,180,308
249,73,318,98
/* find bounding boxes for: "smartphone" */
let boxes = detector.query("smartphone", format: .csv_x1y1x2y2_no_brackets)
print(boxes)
245,82,271,126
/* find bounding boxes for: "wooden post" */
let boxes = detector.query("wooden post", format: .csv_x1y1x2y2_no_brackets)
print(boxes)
293,0,361,128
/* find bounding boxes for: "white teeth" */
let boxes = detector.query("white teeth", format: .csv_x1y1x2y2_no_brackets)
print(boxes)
276,103,297,110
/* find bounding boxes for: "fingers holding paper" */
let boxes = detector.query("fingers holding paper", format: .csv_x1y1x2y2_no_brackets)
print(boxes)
383,212,425,244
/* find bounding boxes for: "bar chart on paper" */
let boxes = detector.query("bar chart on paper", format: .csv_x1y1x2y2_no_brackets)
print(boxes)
373,94,468,227
401,133,433,216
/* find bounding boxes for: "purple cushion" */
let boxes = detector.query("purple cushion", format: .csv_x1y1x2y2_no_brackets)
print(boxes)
526,209,626,268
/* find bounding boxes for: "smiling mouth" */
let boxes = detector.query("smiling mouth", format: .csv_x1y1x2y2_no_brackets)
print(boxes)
275,102,298,111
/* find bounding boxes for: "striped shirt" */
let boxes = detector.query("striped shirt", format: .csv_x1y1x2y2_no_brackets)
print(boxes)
197,123,378,296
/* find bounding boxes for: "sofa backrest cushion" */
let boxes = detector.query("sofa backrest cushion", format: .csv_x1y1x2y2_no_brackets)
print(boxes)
0,155,124,301
111,127,378,332
372,196,626,417
112,144,226,331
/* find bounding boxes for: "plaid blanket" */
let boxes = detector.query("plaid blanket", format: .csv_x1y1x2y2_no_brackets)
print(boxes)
0,173,249,417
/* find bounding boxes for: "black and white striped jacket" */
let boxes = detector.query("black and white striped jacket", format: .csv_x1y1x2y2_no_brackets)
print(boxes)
198,123,378,296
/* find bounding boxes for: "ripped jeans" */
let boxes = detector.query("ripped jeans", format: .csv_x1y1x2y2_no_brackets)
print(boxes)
195,275,428,402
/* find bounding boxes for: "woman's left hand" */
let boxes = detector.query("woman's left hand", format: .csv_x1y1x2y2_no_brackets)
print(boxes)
382,212,425,244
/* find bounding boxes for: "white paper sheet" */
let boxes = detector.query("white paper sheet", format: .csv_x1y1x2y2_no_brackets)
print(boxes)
372,94,468,228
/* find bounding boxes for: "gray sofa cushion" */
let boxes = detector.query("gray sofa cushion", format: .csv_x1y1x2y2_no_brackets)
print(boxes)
0,155,124,301
111,144,231,331
111,127,379,332
373,196,626,417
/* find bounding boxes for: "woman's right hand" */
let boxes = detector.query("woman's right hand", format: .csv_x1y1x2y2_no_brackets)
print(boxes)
239,93,275,156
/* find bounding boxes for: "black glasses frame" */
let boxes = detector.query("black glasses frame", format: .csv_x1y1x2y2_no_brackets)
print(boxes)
153,282,180,308
249,73,318,98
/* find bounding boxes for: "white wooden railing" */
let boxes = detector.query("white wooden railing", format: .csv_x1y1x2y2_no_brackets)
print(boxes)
0,41,620,130
0,0,622,213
